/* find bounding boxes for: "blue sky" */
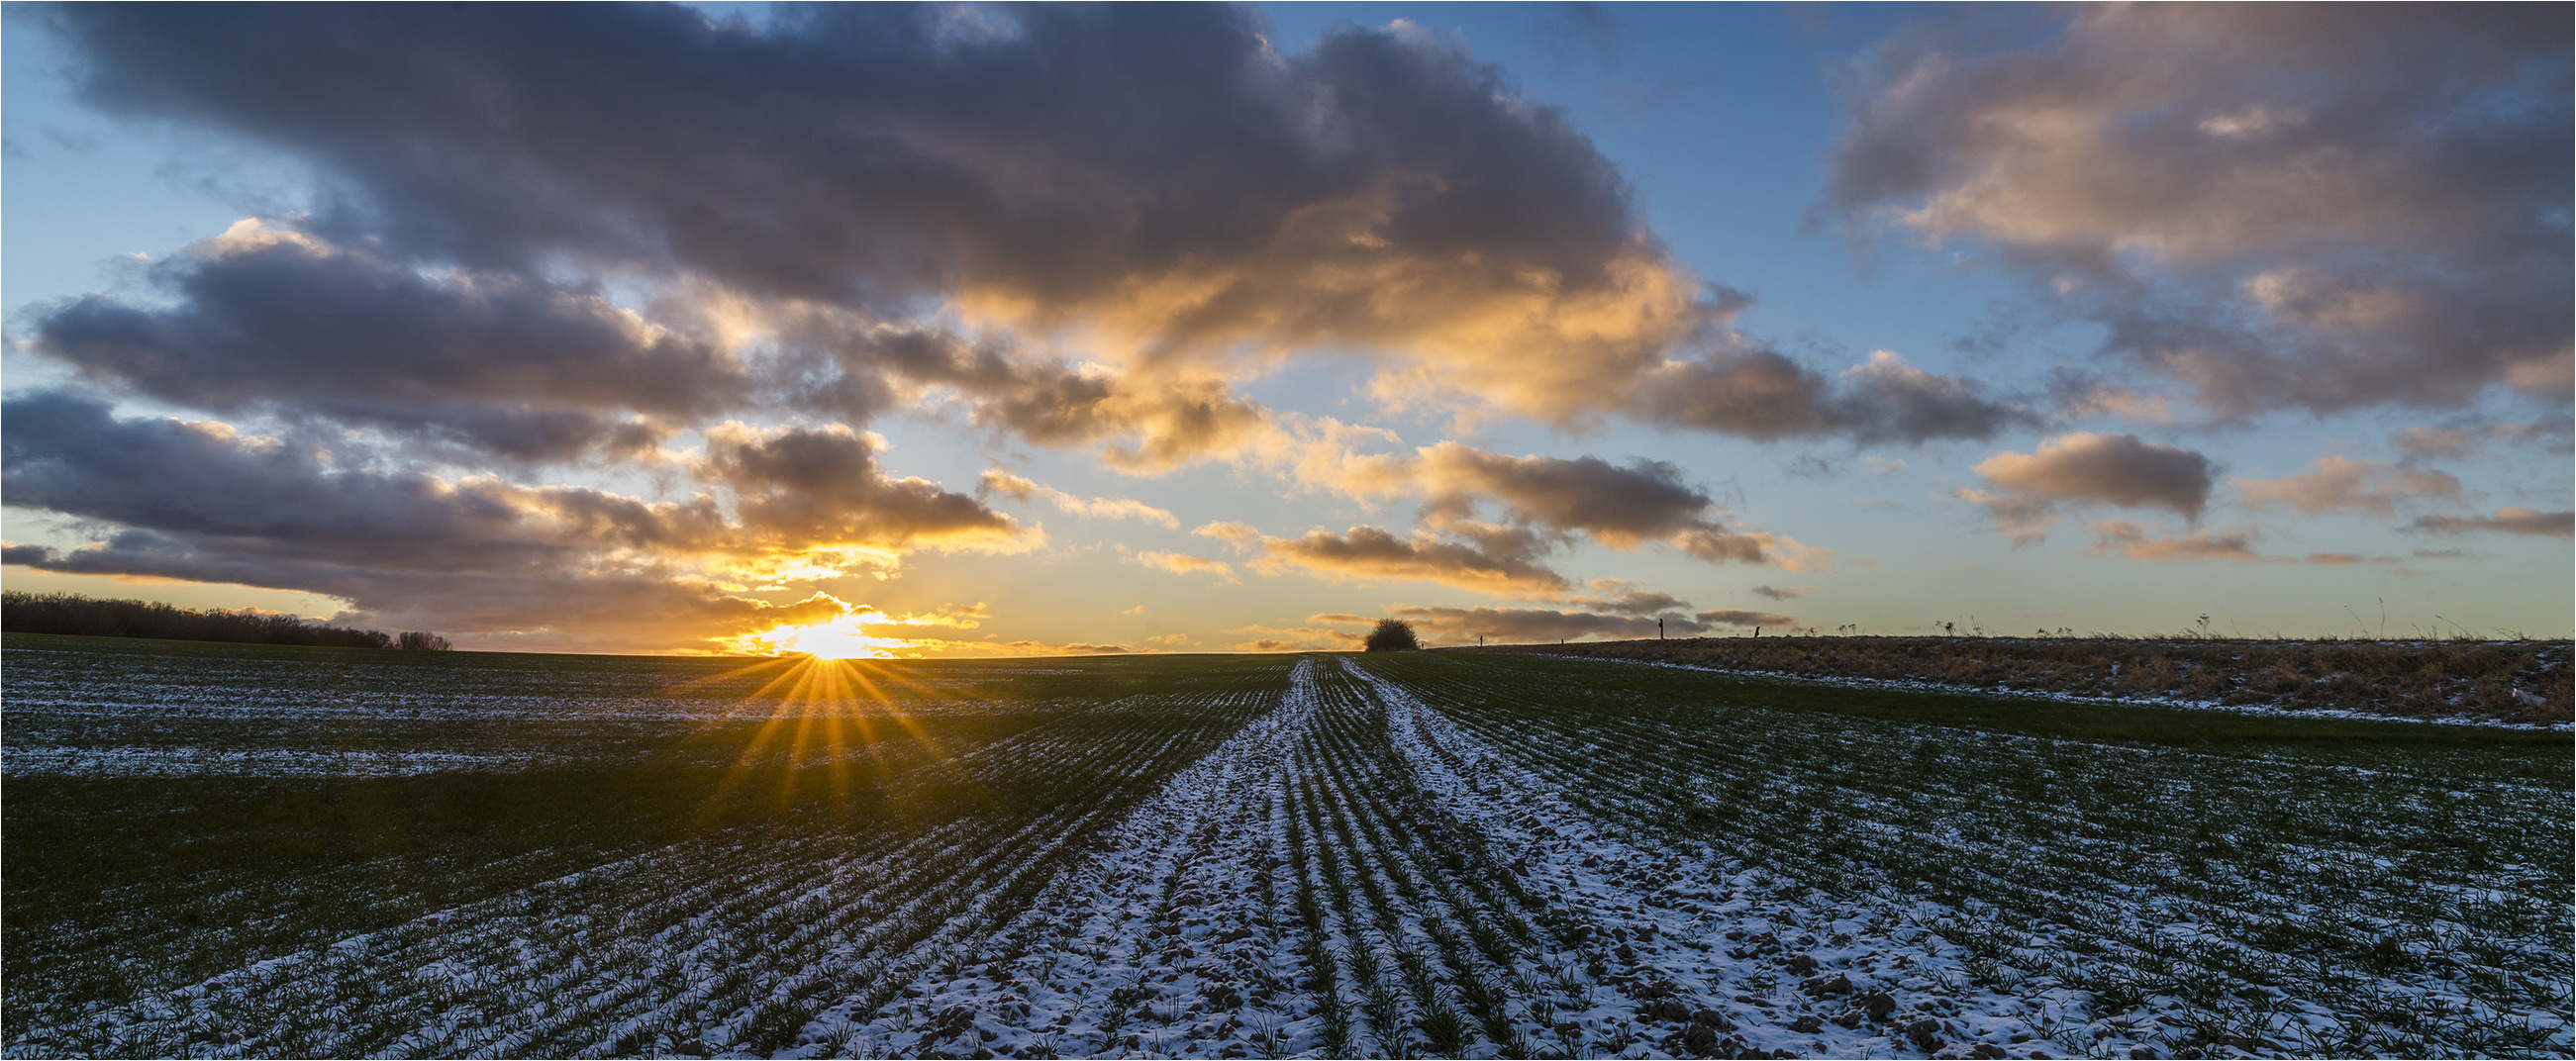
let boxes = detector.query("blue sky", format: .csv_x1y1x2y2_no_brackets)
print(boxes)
4,4,2567,653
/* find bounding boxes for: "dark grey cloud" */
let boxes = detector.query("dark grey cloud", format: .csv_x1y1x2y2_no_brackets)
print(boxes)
1391,605,1708,643
2389,418,2574,461
1562,587,1691,616
37,4,2009,448
1693,609,1800,628
1,391,709,574
0,391,1025,647
43,6,1652,357
27,225,743,460
1371,441,1832,569
696,422,1022,549
6,3,2063,649
2406,508,2574,539
1828,5,2573,417
1636,348,2030,445
1254,524,1570,595
1748,585,1806,601
1961,432,2217,542
1413,442,1712,545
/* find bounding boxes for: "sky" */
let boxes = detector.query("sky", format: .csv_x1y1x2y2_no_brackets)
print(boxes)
3,3,2568,656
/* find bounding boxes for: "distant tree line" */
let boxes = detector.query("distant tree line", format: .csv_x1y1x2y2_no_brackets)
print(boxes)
0,591,449,650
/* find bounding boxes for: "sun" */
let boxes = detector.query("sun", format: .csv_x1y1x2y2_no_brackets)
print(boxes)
751,614,906,659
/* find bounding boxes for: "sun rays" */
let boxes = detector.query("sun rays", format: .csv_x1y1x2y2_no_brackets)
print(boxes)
642,646,985,831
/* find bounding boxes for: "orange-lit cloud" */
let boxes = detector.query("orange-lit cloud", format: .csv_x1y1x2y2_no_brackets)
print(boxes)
2234,456,2459,518
1125,548,1238,583
980,470,1178,528
2085,522,2283,563
1228,625,1364,652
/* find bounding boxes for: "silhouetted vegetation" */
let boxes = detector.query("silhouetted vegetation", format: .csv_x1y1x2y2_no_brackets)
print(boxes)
0,592,447,650
1362,618,1419,652
1473,634,2572,724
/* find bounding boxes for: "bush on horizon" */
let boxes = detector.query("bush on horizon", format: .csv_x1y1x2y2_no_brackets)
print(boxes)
1363,618,1419,652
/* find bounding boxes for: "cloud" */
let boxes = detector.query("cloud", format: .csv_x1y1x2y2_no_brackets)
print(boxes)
1962,433,2216,541
2304,553,2397,567
1389,605,1713,644
2406,508,2574,538
1828,5,2573,418
870,601,992,630
696,422,1026,550
1253,524,1570,595
914,639,1133,657
37,6,2027,449
39,8,1690,422
1406,442,1729,545
0,392,1028,651
1296,439,1833,570
1125,549,1238,583
23,221,744,462
2390,418,2573,461
1228,624,1363,652
784,320,1278,470
4,391,715,569
1749,585,1809,601
979,470,1177,528
1693,609,1801,627
1192,520,1261,546
2085,521,2282,563
1633,347,2028,444
2233,456,2459,518
1561,581,1692,616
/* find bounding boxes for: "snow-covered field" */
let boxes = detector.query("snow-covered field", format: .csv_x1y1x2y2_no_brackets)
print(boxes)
5,635,2566,1058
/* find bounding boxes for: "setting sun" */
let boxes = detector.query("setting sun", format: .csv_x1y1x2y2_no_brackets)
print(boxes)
749,615,906,659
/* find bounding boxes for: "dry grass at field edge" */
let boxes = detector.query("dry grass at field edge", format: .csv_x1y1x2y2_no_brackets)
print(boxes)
1462,635,2573,724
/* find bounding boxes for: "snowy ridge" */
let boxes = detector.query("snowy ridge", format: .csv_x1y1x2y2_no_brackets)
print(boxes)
1348,656,2094,1060
812,658,1325,1058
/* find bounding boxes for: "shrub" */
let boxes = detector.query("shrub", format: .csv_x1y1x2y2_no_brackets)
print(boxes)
1362,619,1419,652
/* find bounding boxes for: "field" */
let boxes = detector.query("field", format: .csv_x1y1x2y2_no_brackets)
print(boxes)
1481,636,2573,724
4,633,2567,1059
